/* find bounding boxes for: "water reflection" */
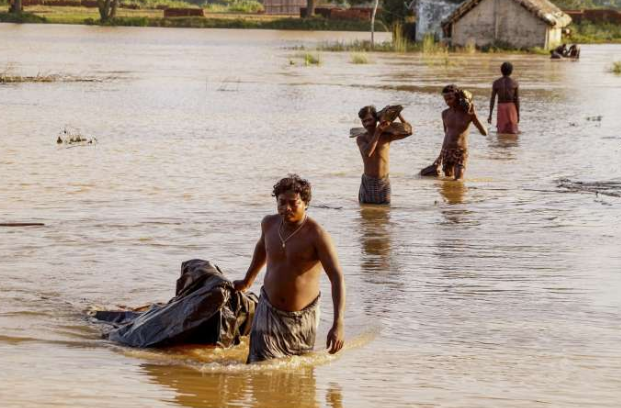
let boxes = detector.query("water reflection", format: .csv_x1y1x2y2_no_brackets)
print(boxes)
438,181,468,224
142,363,327,408
438,181,467,205
325,382,344,408
358,206,392,273
487,132,520,161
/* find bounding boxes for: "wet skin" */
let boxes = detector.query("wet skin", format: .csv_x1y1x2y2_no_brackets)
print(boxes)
234,191,346,354
489,76,520,124
356,113,413,179
438,92,488,180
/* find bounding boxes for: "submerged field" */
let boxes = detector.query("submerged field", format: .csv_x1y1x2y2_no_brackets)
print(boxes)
1,25,620,408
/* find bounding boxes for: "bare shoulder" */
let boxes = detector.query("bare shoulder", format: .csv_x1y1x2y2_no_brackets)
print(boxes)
261,214,280,229
442,108,450,119
306,217,331,241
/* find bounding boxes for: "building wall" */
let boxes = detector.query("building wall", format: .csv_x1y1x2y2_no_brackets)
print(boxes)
547,27,563,48
451,0,553,49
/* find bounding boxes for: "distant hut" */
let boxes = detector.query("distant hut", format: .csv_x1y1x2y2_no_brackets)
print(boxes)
441,0,572,49
262,0,306,15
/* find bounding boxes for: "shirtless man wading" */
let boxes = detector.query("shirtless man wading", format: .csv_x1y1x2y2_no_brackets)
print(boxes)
356,106,413,204
435,85,488,180
234,175,346,363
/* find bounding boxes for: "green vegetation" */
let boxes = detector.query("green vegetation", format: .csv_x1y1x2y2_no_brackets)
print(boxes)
350,52,370,64
610,61,621,74
301,52,321,66
391,22,410,53
204,0,263,13
569,22,621,43
1,6,375,31
122,0,200,9
316,40,395,52
317,34,551,56
0,11,48,23
551,0,621,10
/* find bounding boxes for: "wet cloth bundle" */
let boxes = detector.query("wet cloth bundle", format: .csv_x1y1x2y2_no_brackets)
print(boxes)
496,102,519,134
247,287,320,363
359,174,391,204
91,259,258,348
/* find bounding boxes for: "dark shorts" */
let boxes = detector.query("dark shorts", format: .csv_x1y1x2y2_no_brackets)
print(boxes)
247,287,320,363
359,174,391,205
441,148,468,173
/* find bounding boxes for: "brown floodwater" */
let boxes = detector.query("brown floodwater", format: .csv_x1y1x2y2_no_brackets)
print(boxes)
1,24,620,408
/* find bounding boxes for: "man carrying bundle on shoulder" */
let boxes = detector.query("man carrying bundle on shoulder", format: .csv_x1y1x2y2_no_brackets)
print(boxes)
423,85,488,181
354,105,413,205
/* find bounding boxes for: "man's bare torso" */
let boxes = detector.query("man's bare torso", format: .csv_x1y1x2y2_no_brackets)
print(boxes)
493,77,519,103
262,214,322,312
442,108,473,151
357,133,391,178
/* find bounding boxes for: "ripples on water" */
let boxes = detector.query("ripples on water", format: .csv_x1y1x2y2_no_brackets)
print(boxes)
1,25,621,407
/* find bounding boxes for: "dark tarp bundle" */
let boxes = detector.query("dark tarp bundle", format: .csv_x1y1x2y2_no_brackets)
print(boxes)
92,259,258,348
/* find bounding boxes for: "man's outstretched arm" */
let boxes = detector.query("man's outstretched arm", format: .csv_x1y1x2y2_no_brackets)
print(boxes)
316,229,345,354
234,219,267,292
472,106,489,136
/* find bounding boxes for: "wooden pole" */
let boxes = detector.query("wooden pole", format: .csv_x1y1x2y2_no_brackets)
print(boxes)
371,0,380,49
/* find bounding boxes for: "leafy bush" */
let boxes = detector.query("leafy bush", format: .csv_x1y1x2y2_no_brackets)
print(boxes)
0,11,48,23
203,0,262,13
569,22,621,43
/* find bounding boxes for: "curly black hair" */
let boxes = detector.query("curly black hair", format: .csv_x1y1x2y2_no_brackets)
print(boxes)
358,105,378,120
272,174,312,204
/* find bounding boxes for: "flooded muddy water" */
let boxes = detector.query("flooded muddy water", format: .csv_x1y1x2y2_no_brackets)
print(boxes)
1,25,620,407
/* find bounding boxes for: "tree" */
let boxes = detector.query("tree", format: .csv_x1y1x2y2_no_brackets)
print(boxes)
380,0,410,29
303,0,316,17
9,0,23,14
97,0,119,23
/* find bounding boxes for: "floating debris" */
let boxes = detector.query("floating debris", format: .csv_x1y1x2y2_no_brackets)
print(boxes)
557,178,621,198
586,115,603,122
56,127,98,147
0,223,45,227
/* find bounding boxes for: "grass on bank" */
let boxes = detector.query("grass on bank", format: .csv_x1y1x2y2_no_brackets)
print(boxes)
316,34,551,56
350,52,370,64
